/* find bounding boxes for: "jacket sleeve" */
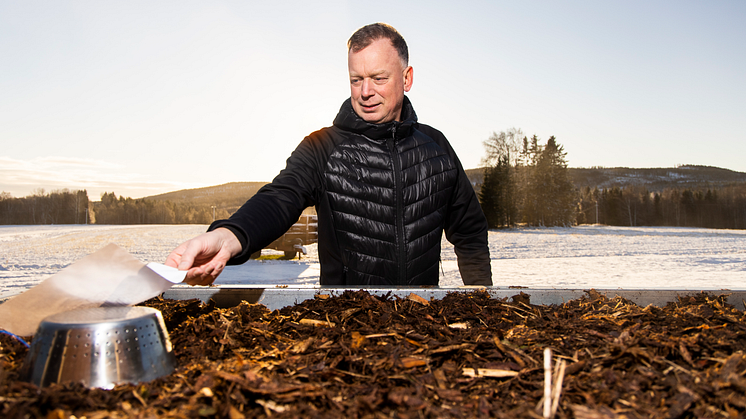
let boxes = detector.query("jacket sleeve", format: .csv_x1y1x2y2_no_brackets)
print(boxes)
445,164,493,286
209,134,325,265
420,125,493,286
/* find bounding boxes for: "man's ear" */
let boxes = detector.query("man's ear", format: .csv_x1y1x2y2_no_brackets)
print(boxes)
403,66,413,92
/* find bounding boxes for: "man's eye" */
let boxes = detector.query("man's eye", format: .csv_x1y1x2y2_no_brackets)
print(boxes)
375,77,387,83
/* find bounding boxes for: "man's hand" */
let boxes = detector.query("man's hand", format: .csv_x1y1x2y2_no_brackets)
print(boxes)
165,228,243,286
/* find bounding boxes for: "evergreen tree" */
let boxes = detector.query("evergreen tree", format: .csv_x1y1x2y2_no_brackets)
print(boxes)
543,136,575,226
478,165,502,228
498,155,517,226
478,155,515,228
479,129,522,228
521,136,575,226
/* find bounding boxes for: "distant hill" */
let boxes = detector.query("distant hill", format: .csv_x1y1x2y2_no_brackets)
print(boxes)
143,182,268,215
466,165,746,193
569,165,746,191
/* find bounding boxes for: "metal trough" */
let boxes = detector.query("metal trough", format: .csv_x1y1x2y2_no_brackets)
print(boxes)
3,286,742,312
161,285,746,311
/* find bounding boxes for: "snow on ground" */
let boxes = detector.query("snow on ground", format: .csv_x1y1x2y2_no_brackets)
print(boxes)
1,224,744,297
0,225,207,297
442,226,746,290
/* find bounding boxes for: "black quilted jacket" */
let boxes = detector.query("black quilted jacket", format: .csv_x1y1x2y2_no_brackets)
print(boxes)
210,97,492,286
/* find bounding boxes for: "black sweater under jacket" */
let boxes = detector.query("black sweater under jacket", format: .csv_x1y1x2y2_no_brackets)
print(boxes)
210,97,492,286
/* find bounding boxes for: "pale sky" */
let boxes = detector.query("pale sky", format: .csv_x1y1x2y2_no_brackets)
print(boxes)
1,1,744,200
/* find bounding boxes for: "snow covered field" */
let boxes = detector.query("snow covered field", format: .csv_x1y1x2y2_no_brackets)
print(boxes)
1,224,744,297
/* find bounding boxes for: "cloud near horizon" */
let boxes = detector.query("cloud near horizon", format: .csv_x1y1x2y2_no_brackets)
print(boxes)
0,156,204,200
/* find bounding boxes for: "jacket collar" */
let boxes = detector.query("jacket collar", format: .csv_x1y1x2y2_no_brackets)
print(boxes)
333,96,417,141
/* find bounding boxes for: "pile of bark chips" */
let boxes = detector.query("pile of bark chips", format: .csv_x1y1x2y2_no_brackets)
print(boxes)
1,289,746,418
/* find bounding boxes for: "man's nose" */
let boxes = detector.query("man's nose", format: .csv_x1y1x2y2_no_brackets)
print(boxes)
361,78,373,97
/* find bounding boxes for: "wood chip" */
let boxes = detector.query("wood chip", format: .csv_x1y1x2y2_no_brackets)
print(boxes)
407,293,430,305
399,357,429,368
462,368,519,378
299,318,335,327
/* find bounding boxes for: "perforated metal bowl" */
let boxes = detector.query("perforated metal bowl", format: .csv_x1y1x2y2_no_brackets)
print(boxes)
22,306,175,389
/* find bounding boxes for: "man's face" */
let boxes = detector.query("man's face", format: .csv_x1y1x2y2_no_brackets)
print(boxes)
348,38,413,124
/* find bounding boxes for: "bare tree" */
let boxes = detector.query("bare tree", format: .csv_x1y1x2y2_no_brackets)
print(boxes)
481,127,524,168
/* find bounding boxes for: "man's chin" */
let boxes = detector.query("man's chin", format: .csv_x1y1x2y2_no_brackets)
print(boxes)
358,113,385,124
362,116,384,124
361,110,394,125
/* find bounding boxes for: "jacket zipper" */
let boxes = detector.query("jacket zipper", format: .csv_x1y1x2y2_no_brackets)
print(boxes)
387,124,407,284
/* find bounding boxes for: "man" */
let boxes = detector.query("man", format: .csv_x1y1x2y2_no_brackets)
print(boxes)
166,23,492,287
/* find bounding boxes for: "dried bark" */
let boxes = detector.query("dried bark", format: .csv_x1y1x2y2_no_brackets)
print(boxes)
1,290,745,418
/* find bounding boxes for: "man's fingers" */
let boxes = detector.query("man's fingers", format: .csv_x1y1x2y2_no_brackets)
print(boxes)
176,240,202,271
164,242,188,268
183,266,206,285
183,261,226,286
185,269,214,286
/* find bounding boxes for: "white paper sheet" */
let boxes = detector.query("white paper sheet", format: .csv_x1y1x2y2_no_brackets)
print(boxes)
0,243,186,336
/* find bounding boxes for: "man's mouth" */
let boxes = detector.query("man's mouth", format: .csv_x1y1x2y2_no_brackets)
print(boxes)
360,103,380,112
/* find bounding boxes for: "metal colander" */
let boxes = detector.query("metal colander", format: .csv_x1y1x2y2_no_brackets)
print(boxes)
22,306,175,389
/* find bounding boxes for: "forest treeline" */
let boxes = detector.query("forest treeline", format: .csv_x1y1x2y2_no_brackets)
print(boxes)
0,189,90,225
477,128,746,230
92,192,233,225
0,190,233,225
576,184,746,229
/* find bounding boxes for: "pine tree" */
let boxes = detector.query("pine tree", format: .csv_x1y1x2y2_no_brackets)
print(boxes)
518,135,539,225
521,136,575,226
479,129,522,228
478,155,515,228
543,136,575,226
479,165,502,228
498,155,517,226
